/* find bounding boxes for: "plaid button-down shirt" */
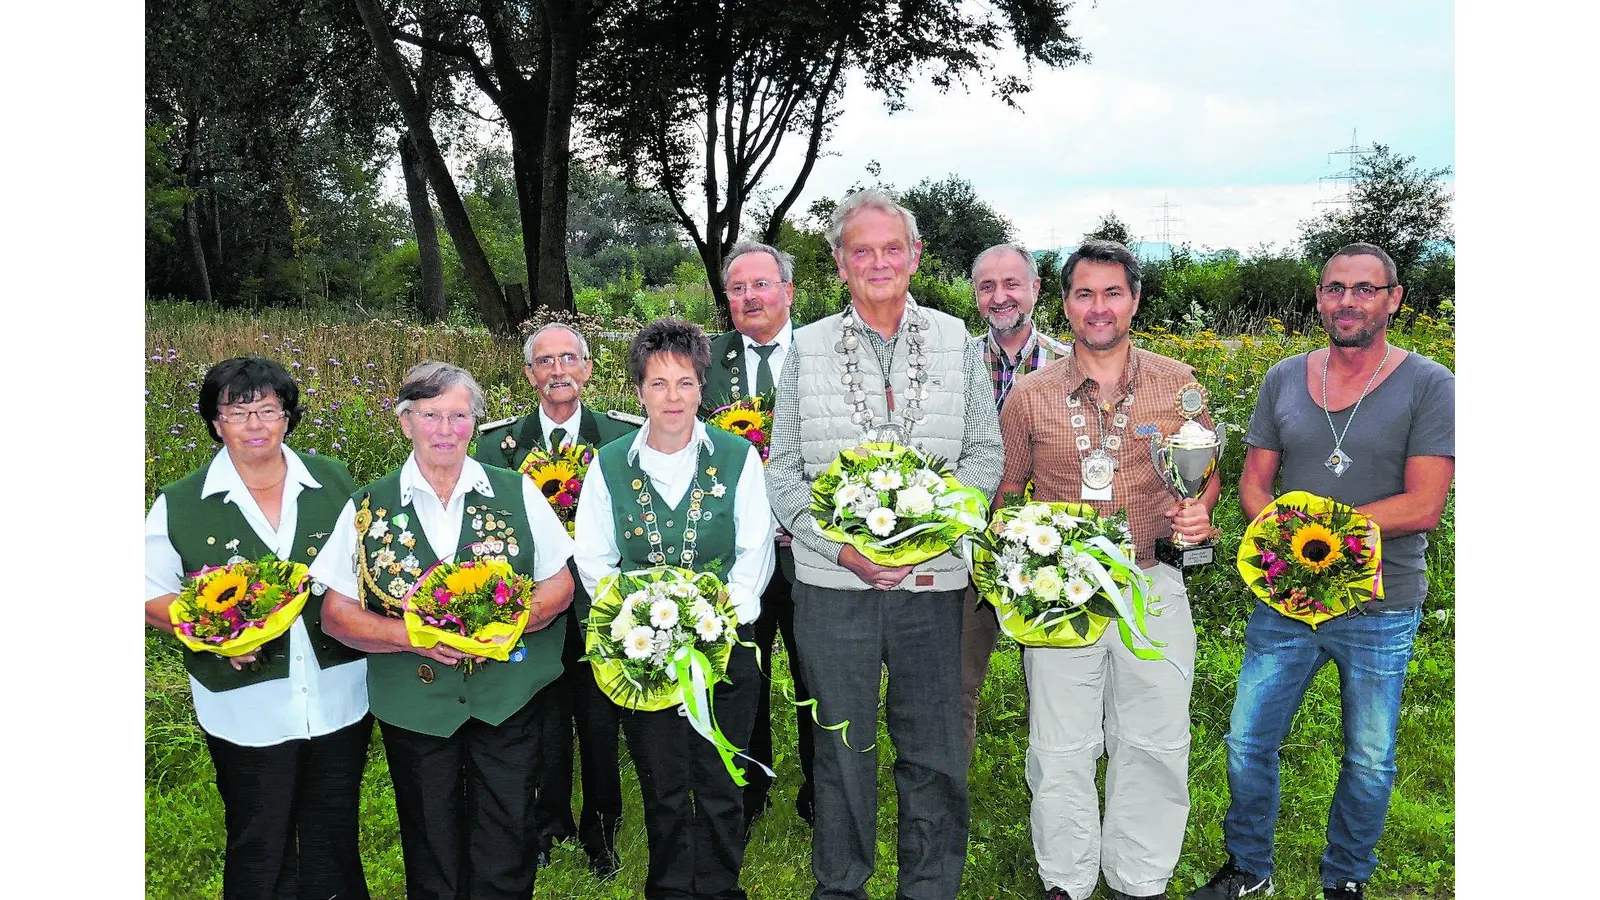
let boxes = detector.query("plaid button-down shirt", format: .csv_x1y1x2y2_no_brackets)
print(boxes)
978,324,1073,411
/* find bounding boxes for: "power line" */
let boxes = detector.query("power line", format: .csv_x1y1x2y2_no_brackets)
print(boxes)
1140,195,1186,248
1317,128,1372,206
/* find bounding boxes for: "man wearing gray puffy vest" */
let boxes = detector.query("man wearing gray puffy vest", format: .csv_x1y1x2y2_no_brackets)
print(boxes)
765,189,1005,900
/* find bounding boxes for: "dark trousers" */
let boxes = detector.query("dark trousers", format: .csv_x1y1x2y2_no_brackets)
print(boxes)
532,606,625,857
379,690,549,900
204,713,372,900
793,584,970,900
743,563,815,819
621,627,761,900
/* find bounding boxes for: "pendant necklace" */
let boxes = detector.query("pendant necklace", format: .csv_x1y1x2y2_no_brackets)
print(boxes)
1320,343,1392,477
1066,357,1137,491
837,304,930,444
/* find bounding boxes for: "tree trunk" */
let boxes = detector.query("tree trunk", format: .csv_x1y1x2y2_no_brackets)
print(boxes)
535,0,583,314
353,0,512,333
507,127,540,322
181,113,212,304
400,131,446,322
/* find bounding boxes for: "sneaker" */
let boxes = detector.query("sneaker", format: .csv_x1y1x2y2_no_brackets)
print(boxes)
1042,888,1077,900
1187,860,1273,899
1323,881,1365,900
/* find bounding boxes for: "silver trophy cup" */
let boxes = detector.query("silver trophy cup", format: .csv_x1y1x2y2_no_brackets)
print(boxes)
1151,391,1225,567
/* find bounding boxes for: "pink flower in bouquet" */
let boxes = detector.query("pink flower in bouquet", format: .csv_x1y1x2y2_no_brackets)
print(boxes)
745,428,766,444
557,491,576,508
1344,534,1364,557
434,587,452,606
493,581,512,606
564,478,582,493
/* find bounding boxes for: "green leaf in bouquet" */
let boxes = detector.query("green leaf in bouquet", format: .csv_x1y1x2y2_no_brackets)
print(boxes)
1084,594,1120,620
1068,611,1092,639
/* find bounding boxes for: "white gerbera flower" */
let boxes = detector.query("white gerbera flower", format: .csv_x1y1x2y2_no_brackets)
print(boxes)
868,468,903,491
917,468,944,490
1017,504,1051,525
1062,577,1096,608
694,614,724,642
1031,566,1064,603
851,495,879,519
688,598,716,621
1051,511,1087,532
865,507,898,537
1004,566,1032,595
1026,525,1063,556
624,626,655,659
1003,518,1034,542
367,518,390,540
895,485,935,517
834,482,863,509
649,598,680,629
668,580,695,598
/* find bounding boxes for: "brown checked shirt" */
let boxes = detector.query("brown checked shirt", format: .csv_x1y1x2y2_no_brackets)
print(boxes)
999,345,1215,568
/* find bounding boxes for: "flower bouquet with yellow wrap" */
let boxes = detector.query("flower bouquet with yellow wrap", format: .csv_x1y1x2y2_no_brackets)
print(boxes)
810,443,989,567
402,559,532,669
582,566,771,785
708,393,774,464
972,502,1172,666
1237,490,1384,628
516,441,594,536
171,557,312,658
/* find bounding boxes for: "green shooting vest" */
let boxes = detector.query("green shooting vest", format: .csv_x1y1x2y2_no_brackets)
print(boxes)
161,449,364,692
353,464,566,737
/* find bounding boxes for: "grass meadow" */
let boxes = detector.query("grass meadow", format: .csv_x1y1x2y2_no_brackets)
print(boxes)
143,302,1455,899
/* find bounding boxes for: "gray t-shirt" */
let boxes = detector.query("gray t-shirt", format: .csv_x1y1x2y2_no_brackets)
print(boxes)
1245,351,1454,609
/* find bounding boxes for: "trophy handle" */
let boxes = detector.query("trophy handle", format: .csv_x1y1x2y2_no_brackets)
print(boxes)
1149,437,1171,490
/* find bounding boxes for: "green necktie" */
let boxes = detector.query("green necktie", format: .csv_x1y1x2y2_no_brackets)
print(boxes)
753,343,778,398
549,426,567,451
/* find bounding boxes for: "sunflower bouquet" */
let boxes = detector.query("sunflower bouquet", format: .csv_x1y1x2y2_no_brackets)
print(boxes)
972,502,1170,663
809,442,989,567
583,566,769,784
707,393,774,464
402,558,533,668
1237,490,1384,628
170,557,312,658
516,441,594,536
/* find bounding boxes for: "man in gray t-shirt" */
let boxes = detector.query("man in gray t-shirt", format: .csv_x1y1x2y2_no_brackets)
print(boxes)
1189,243,1455,900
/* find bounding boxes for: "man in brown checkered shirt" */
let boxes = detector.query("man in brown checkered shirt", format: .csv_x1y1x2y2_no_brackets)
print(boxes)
961,242,1073,760
998,240,1220,900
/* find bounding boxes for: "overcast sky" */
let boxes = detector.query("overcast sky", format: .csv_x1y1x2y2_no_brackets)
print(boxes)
778,0,1454,254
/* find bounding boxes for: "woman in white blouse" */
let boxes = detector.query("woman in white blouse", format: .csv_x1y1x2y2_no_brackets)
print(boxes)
574,319,775,900
144,356,370,900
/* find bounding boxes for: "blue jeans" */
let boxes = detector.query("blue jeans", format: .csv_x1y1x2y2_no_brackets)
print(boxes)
1221,602,1423,887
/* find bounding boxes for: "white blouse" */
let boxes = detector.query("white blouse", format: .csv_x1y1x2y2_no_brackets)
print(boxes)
144,447,369,748
574,419,775,625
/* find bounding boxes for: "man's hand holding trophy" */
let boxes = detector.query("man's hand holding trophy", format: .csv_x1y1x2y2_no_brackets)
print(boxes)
1151,382,1225,568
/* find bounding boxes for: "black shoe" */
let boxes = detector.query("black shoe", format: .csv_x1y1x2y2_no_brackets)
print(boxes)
1043,888,1076,900
795,789,814,828
1109,890,1167,900
1188,860,1274,899
586,847,621,881
1323,881,1365,900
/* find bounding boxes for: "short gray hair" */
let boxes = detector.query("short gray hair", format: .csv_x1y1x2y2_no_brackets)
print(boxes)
522,323,592,366
971,242,1038,284
720,241,795,286
395,361,487,418
1325,242,1399,286
826,188,920,251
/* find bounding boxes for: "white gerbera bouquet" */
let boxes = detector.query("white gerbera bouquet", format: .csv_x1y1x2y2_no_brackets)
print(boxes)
810,443,988,566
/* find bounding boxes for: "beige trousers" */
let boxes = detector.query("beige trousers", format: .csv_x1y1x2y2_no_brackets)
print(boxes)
1022,563,1197,899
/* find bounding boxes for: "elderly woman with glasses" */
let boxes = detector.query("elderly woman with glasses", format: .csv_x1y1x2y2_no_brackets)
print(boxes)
144,356,371,900
574,318,775,900
312,361,576,900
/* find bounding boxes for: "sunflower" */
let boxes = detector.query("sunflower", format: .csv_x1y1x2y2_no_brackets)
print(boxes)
1290,522,1343,573
197,571,251,613
712,408,765,436
528,460,579,498
444,565,497,598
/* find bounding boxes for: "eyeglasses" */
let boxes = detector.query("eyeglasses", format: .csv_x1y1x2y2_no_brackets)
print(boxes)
404,410,475,428
1317,282,1396,301
531,352,586,369
217,408,289,424
727,279,785,298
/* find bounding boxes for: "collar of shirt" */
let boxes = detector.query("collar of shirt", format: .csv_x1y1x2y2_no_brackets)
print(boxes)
626,418,715,468
1060,343,1141,402
539,401,584,446
984,322,1042,370
848,292,923,347
201,444,321,503
741,320,793,354
398,453,494,508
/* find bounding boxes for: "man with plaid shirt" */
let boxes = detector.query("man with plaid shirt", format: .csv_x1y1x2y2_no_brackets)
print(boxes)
960,243,1073,759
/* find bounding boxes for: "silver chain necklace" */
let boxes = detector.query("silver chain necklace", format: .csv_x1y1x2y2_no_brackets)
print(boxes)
1320,343,1392,477
837,304,929,444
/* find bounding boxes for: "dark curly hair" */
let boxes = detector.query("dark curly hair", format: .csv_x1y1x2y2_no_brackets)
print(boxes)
627,317,711,387
198,356,303,442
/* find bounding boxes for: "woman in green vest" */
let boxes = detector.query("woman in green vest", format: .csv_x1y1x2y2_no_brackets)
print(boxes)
144,356,371,900
574,319,776,900
311,360,576,900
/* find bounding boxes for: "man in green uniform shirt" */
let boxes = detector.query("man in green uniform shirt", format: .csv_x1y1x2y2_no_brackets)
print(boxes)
473,323,640,876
